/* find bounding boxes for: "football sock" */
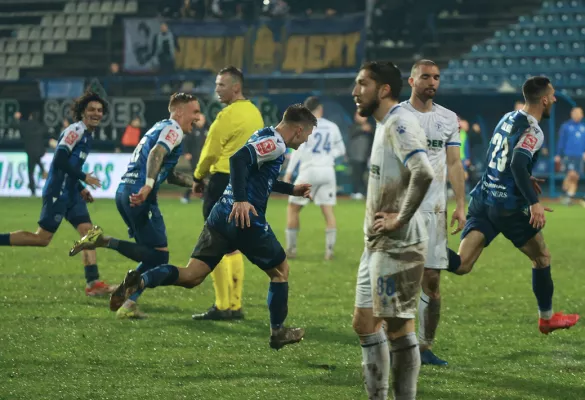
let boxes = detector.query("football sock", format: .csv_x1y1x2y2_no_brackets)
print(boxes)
107,239,169,265
390,332,420,400
418,291,441,347
225,252,244,310
135,262,158,274
532,266,554,320
210,259,230,310
142,264,179,288
129,287,144,302
325,228,336,254
0,233,10,246
360,329,390,400
267,282,288,330
84,264,99,284
285,228,298,251
446,248,461,273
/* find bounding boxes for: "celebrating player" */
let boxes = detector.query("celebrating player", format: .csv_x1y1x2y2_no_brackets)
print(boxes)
447,77,580,334
108,104,315,349
352,62,435,400
400,59,466,366
69,93,201,318
283,96,346,260
191,66,264,321
0,91,114,296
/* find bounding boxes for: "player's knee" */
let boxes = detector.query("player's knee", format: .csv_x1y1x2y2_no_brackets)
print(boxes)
532,248,551,268
352,312,380,336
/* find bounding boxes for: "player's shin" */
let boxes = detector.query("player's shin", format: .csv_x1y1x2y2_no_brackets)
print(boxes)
418,291,441,350
360,329,390,400
285,229,298,255
267,281,289,334
225,252,244,311
390,332,421,400
325,228,336,258
0,233,10,246
142,264,180,289
532,266,554,320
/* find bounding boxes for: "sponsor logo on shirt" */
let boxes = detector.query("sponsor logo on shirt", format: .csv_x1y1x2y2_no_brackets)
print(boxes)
64,131,79,146
255,139,276,155
520,134,538,151
165,130,179,145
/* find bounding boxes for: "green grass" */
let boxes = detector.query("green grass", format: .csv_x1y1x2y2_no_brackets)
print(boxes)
0,197,584,400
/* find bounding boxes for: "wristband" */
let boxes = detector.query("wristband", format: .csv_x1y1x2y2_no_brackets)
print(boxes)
145,178,155,188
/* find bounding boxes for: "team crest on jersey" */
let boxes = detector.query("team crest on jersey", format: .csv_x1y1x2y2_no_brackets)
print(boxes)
255,139,276,155
436,122,442,131
165,130,179,145
397,125,406,134
521,134,538,151
64,131,79,146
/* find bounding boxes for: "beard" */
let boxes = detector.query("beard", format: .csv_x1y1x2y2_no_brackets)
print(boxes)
357,98,380,118
416,88,436,102
542,105,552,119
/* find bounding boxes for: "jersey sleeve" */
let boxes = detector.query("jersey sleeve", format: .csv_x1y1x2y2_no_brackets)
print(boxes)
246,136,286,167
446,113,461,147
331,125,346,158
57,125,84,153
389,116,428,169
514,125,544,158
156,124,184,153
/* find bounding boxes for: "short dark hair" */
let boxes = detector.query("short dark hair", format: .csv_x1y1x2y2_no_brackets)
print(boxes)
360,61,403,100
522,76,551,104
168,92,198,111
283,104,318,127
303,96,321,112
218,66,244,87
410,59,438,77
71,91,109,122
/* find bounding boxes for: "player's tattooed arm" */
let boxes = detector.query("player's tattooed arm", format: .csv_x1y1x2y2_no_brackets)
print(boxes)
167,168,194,188
146,144,168,182
398,154,435,226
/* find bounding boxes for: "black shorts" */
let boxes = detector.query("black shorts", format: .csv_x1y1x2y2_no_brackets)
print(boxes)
202,172,230,220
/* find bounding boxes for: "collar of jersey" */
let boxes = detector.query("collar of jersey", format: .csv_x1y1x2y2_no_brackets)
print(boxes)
76,120,88,133
168,118,182,132
517,110,539,126
381,104,401,124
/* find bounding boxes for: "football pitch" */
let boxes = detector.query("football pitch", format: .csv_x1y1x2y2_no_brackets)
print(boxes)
0,197,584,400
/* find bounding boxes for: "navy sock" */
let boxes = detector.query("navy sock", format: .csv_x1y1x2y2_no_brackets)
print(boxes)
532,266,554,313
107,239,169,265
446,248,461,273
142,264,179,288
129,287,145,302
84,264,99,284
0,233,10,246
135,262,158,274
267,282,289,330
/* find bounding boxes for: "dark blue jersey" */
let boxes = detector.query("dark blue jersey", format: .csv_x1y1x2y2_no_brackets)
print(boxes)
472,110,544,210
217,127,287,224
120,119,184,195
42,121,93,199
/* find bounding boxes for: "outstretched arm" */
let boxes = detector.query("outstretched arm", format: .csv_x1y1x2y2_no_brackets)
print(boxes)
167,168,194,188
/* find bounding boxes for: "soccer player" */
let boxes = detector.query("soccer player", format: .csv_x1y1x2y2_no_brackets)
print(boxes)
69,93,201,318
283,96,346,260
0,91,114,296
447,77,580,334
109,104,316,349
191,66,264,321
352,61,434,400
554,107,585,205
400,59,466,366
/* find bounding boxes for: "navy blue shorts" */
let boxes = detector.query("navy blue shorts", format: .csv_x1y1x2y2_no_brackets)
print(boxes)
191,204,286,271
460,196,539,248
115,185,168,248
38,194,91,233
562,156,583,173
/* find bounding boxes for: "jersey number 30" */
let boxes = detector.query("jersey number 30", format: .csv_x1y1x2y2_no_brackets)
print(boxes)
312,132,331,154
488,132,509,172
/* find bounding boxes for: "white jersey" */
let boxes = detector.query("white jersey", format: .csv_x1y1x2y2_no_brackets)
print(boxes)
400,101,460,213
364,105,432,251
286,117,346,174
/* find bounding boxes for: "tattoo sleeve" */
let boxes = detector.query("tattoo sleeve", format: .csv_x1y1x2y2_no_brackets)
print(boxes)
397,154,435,225
167,169,194,188
146,144,168,182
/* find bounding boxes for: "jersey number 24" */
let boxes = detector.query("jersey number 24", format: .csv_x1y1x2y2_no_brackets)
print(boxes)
312,132,331,154
488,132,509,173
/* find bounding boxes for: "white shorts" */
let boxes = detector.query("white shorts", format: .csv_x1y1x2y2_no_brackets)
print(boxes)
422,211,448,270
354,242,427,319
288,167,336,206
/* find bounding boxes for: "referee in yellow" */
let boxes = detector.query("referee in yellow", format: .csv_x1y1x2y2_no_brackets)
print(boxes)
192,66,264,321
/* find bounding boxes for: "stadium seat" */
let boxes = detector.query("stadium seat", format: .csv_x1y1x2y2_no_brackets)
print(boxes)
16,41,29,54
64,2,76,14
125,0,138,13
53,14,66,27
54,27,66,40
78,14,90,26
29,41,42,54
76,2,89,14
65,27,78,40
6,67,19,80
30,54,43,67
78,26,91,40
42,40,54,53
0,55,6,66
112,0,125,13
54,40,67,53
5,41,16,53
90,14,105,26
41,15,53,26
89,1,101,13
65,14,77,26
18,54,31,68
17,27,29,41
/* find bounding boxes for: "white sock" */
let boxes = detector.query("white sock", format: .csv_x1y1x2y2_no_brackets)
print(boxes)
285,228,298,251
390,332,421,400
325,228,336,254
360,329,390,400
539,309,553,320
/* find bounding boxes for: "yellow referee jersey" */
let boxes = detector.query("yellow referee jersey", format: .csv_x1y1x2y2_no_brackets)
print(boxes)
194,99,264,180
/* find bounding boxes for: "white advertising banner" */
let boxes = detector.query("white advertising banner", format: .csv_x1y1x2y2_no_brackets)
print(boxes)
0,152,132,198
